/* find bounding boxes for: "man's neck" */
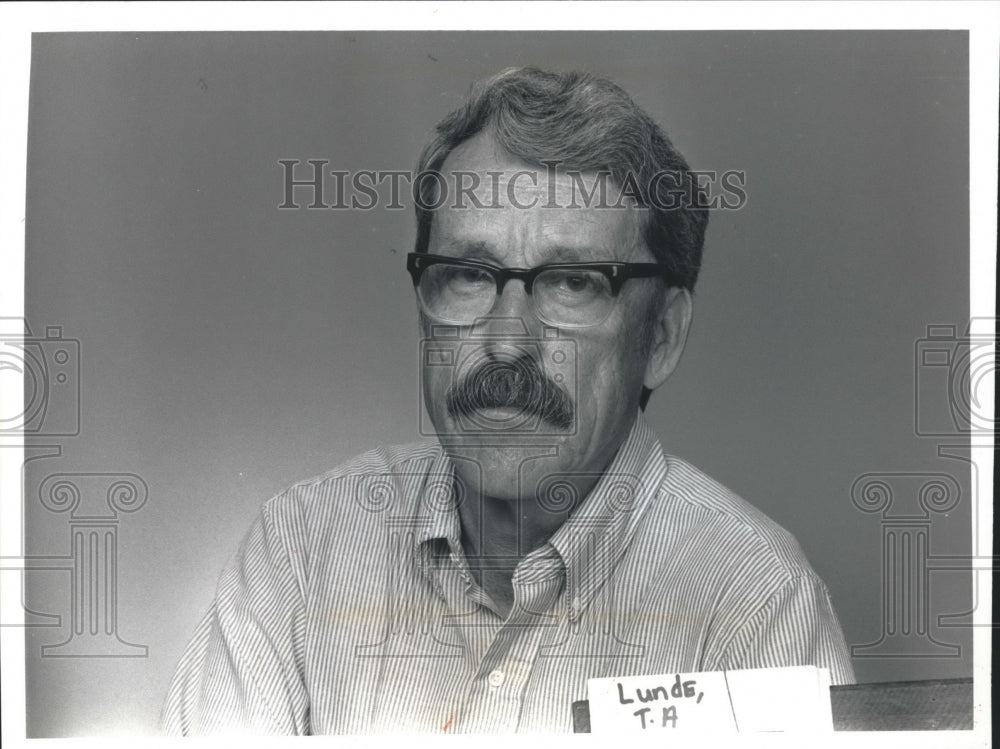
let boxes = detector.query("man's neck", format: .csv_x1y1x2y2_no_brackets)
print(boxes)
455,471,602,618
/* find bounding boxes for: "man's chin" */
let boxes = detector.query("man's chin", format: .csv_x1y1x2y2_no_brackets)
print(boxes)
442,439,578,501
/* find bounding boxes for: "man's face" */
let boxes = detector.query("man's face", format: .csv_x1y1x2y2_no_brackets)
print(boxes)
419,131,668,503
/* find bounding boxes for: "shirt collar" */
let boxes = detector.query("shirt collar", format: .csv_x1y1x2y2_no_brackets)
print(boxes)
547,413,666,620
407,448,462,580
409,413,667,612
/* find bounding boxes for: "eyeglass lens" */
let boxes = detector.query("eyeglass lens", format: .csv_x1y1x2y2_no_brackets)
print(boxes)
417,263,615,327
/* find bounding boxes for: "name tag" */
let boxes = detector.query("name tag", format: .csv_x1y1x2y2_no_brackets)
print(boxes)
587,666,832,734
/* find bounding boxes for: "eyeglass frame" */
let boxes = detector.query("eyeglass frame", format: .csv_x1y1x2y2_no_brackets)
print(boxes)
406,250,681,306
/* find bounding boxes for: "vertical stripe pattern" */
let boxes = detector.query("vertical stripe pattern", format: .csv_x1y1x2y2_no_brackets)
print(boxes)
162,415,855,735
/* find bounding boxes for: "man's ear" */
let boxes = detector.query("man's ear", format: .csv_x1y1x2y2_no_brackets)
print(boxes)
643,287,693,392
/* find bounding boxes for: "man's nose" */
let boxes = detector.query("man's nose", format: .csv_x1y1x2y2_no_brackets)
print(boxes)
477,279,537,336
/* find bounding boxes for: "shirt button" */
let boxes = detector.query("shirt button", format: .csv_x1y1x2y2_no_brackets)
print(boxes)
487,669,505,687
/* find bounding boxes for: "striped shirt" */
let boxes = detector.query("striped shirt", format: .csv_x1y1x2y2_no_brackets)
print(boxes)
162,415,854,735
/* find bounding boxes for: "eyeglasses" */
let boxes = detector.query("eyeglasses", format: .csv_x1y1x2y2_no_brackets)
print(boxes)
407,252,678,328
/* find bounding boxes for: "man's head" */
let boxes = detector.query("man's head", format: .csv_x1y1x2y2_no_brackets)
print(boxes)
410,68,707,502
414,67,708,291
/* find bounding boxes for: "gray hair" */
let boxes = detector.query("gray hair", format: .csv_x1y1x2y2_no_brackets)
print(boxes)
413,67,708,291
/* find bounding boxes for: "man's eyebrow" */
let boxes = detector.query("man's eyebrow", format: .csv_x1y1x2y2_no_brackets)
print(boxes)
544,246,596,263
439,240,499,261
438,241,612,265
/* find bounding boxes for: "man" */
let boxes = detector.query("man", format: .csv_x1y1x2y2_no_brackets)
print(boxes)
163,67,854,735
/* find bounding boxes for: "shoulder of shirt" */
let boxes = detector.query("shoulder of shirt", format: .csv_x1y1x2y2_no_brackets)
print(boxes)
287,441,443,489
258,440,443,514
655,451,819,580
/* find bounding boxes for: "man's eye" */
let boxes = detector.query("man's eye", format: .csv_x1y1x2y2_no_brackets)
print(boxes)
447,267,492,285
552,271,606,295
562,274,593,293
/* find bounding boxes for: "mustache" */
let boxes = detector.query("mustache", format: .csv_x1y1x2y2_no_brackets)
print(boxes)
445,355,574,430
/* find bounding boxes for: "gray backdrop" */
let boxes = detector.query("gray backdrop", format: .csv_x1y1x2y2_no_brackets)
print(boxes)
23,31,972,736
